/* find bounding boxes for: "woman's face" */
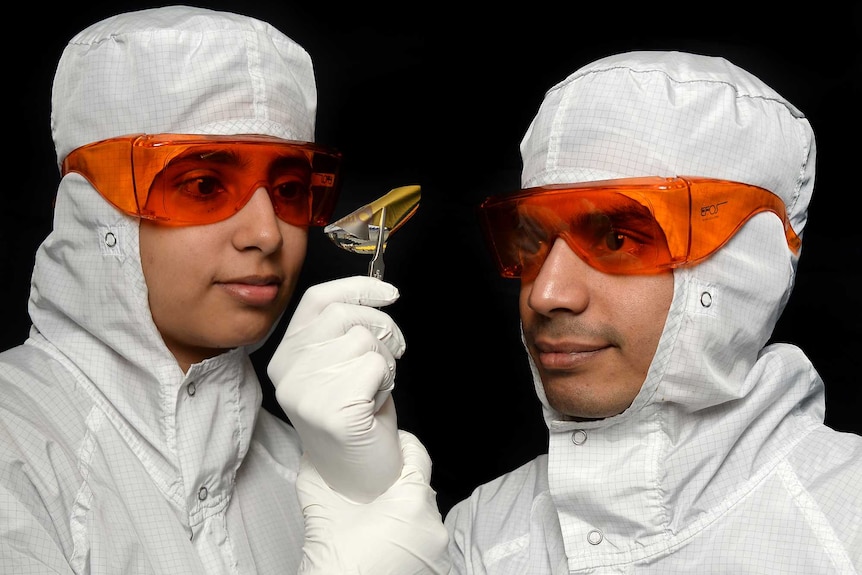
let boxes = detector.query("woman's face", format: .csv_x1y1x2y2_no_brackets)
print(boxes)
139,144,312,371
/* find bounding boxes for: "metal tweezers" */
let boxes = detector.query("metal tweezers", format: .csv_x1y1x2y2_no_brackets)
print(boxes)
368,206,387,280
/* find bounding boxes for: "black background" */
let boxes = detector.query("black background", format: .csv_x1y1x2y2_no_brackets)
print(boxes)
3,2,860,515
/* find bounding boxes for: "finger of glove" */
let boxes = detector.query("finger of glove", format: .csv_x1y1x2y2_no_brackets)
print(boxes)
298,386,402,503
297,452,451,575
272,324,399,404
273,301,406,374
313,303,406,359
397,430,433,482
296,454,337,506
320,395,401,503
278,369,399,505
280,347,396,436
287,276,400,336
297,456,444,575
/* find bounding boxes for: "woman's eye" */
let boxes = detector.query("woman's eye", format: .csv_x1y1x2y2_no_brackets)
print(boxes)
272,180,306,202
179,176,225,198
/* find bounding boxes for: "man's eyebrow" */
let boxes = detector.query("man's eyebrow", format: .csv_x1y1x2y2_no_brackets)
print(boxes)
566,203,656,228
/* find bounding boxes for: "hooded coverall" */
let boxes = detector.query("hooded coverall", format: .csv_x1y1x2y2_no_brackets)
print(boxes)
0,7,319,573
445,51,862,574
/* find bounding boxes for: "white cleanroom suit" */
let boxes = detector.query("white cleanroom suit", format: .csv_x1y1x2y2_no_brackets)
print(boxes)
445,51,862,574
0,6,449,574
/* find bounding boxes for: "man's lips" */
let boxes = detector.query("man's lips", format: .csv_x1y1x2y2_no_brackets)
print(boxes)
533,339,610,370
217,275,282,306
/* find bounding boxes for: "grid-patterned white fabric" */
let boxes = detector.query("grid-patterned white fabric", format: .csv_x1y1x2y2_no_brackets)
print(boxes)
1,6,314,573
51,5,317,169
445,51,862,573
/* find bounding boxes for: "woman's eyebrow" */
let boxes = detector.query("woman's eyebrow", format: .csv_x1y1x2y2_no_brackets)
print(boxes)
269,154,311,170
167,148,244,167
163,147,313,177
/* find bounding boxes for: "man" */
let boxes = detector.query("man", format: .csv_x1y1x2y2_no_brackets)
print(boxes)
0,6,447,573
444,51,862,572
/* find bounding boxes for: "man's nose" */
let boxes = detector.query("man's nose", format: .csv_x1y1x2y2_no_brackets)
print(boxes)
527,238,593,315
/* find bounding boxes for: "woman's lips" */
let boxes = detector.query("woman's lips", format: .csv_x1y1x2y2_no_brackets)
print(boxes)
218,276,281,306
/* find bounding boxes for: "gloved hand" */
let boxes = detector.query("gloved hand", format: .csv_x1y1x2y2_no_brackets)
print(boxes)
268,276,405,503
297,430,451,575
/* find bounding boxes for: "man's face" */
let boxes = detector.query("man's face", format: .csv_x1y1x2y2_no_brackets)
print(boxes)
140,184,307,372
520,237,673,420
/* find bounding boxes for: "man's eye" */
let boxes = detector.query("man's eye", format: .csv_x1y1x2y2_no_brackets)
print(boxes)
588,226,659,265
604,231,626,252
515,215,551,255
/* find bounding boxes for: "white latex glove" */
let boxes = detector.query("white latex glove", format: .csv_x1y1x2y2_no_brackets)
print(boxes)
297,430,451,575
268,276,405,503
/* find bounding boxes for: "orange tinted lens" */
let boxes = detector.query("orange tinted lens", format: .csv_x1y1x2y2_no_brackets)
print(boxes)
479,188,672,277
63,135,341,226
478,176,799,279
140,138,340,226
142,144,315,225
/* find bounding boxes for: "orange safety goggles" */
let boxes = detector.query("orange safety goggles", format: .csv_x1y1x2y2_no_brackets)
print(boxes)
477,176,801,278
61,133,342,226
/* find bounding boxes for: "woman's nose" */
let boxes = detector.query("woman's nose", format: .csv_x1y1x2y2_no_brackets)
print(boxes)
232,187,284,252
